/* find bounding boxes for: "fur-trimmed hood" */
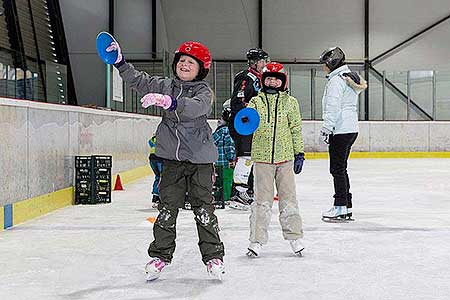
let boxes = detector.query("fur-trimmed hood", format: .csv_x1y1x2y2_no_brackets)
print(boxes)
345,74,367,94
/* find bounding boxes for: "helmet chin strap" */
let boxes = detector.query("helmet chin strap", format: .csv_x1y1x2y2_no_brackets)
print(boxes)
263,87,279,94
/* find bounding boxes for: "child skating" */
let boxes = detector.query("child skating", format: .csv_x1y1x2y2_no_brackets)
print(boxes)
245,62,306,257
148,134,163,208
98,34,225,281
212,100,236,208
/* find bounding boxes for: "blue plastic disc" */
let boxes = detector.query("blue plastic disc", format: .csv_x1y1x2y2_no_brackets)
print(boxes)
234,108,260,136
96,31,118,65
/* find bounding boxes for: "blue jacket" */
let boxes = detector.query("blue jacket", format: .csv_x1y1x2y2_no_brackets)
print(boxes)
321,65,360,134
213,124,236,167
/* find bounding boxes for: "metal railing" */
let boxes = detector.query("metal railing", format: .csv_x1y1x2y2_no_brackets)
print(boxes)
111,58,450,121
0,47,67,103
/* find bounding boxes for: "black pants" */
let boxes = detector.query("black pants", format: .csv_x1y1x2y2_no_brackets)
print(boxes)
213,165,224,208
328,133,358,207
148,160,225,264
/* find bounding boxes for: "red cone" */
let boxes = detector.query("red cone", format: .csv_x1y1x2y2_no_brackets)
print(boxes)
114,174,124,191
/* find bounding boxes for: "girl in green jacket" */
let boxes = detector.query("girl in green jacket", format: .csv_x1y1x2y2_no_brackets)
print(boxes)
246,62,305,257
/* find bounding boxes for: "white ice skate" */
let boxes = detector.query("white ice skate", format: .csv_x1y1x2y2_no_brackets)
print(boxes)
145,257,168,281
322,206,348,222
346,208,354,221
289,239,305,257
246,242,262,258
206,258,225,280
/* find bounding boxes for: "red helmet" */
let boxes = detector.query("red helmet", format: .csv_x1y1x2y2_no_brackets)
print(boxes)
172,41,211,80
261,62,288,91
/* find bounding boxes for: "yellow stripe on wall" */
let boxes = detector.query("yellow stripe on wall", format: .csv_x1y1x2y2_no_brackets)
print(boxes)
305,152,450,160
13,187,74,226
112,165,152,187
4,164,152,230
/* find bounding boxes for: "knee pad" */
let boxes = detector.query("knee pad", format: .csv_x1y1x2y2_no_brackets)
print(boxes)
194,207,215,227
155,206,177,229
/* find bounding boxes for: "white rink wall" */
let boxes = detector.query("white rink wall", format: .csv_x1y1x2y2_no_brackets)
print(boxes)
301,121,450,152
0,97,159,207
1,97,449,207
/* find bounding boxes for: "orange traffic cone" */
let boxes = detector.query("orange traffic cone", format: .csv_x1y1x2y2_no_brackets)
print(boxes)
114,174,124,191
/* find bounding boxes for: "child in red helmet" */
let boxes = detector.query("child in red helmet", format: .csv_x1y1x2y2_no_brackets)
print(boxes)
104,38,225,281
245,62,306,258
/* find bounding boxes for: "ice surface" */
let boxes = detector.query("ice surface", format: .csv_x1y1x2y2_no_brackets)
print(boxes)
1,159,449,300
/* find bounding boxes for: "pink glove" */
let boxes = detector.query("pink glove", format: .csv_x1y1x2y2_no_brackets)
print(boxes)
105,41,123,64
140,93,173,109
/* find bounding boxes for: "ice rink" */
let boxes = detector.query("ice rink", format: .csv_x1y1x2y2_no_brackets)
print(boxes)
1,158,450,300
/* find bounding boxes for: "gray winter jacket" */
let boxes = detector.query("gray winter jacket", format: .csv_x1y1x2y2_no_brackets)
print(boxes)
117,62,218,164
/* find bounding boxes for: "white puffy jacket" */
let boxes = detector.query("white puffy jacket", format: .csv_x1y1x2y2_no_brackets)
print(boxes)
321,65,361,134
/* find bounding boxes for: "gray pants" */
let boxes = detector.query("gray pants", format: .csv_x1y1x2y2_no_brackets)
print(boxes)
249,161,303,244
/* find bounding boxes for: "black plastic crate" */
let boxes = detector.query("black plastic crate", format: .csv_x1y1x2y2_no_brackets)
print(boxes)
95,191,111,203
75,155,112,204
75,156,92,169
93,155,112,169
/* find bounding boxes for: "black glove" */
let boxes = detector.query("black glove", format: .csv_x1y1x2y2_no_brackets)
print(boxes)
294,153,305,174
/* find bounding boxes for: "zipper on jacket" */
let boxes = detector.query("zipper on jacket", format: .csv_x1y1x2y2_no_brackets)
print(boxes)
271,93,280,164
174,85,183,161
261,95,271,123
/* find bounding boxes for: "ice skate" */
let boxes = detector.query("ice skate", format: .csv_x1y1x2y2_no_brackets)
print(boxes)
229,191,253,211
289,239,305,257
151,195,160,209
206,258,225,280
322,206,348,223
145,257,168,281
346,207,355,221
246,242,262,258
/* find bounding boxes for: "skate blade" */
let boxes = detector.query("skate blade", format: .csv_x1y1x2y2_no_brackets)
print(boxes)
229,202,250,211
146,273,160,282
294,250,304,257
208,270,225,281
246,249,258,258
322,217,348,223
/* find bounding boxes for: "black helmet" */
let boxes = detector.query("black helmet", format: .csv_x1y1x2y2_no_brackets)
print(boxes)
246,48,269,63
319,47,346,71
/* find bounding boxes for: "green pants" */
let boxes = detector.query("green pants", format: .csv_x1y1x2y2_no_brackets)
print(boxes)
148,160,225,264
213,166,234,208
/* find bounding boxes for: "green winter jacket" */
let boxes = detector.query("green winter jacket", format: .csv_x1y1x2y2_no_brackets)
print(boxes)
248,91,304,164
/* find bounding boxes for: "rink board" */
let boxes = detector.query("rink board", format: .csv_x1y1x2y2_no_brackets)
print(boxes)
1,165,153,231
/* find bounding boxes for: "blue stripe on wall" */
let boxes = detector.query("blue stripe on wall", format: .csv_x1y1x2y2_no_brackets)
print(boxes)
4,204,13,229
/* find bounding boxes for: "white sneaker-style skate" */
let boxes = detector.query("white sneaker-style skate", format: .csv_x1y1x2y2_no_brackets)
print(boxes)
145,257,168,281
206,258,225,280
289,239,305,257
246,242,262,257
322,206,348,222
